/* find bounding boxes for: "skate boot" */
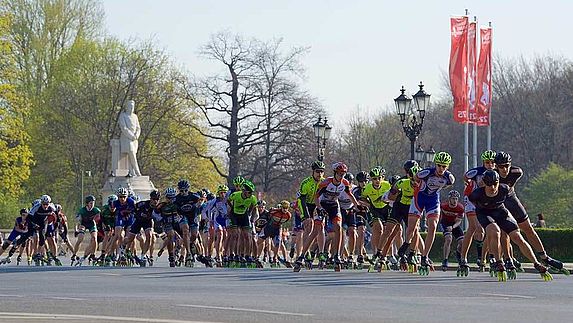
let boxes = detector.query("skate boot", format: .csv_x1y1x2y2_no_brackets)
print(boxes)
27,256,32,266
185,254,195,268
75,256,86,267
104,255,112,267
356,255,365,270
222,256,229,268
333,254,342,272
388,255,399,271
456,259,469,277
419,256,430,276
0,257,11,265
146,255,154,267
239,256,247,268
308,252,318,270
513,259,525,272
534,263,554,281
176,255,184,267
504,259,517,280
541,256,570,276
495,260,507,282
488,257,497,277
34,253,41,266
406,253,417,273
16,255,22,266
278,257,292,268
476,257,485,272
53,256,62,267
399,256,408,271
157,248,164,258
168,255,176,267
293,255,304,272
442,259,449,272
58,249,66,257
138,255,146,267
397,242,410,258
289,247,295,260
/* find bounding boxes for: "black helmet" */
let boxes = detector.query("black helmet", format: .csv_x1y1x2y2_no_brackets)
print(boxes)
482,170,500,186
494,151,512,165
85,195,96,204
389,175,401,186
355,171,368,182
311,160,326,171
150,190,161,200
344,172,354,182
20,208,29,214
403,160,419,172
177,179,190,190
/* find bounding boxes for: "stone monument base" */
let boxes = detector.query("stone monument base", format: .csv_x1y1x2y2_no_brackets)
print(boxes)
101,175,156,201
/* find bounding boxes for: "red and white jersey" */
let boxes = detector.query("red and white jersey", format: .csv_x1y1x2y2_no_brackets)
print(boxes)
440,202,464,223
338,184,356,210
316,177,352,205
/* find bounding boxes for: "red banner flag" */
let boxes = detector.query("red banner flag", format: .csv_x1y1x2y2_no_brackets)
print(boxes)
449,16,469,123
467,21,477,123
476,27,492,126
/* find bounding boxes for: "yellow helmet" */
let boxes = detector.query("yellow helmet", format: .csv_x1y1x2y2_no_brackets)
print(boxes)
280,200,290,209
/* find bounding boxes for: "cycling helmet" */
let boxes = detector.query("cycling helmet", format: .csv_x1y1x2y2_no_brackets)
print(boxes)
311,160,326,170
242,180,256,192
165,187,177,199
207,193,215,200
40,194,51,204
85,195,96,204
448,190,461,199
434,151,452,165
482,170,500,186
369,167,385,178
55,204,62,213
20,208,29,214
280,200,290,209
107,194,118,204
389,175,401,186
202,188,211,195
197,190,207,198
257,200,267,207
495,151,512,165
332,162,348,173
116,187,129,197
481,150,497,161
356,171,369,182
403,160,419,172
408,165,422,178
177,179,190,190
344,172,355,182
233,176,245,186
150,190,161,200
217,184,229,193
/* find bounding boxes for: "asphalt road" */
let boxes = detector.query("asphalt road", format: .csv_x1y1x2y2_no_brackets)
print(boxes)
0,258,572,323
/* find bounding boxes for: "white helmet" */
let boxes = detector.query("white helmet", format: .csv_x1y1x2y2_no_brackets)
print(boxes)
116,187,129,197
40,194,51,204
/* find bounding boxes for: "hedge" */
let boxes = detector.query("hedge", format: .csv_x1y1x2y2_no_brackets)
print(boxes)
422,228,573,262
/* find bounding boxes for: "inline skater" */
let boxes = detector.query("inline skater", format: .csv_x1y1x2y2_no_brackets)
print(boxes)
255,201,292,267
0,209,31,265
376,161,420,272
360,167,392,264
296,161,326,267
96,195,117,265
54,204,74,258
398,152,455,275
458,150,496,275
339,172,358,268
440,190,465,271
352,171,369,267
174,179,202,267
72,195,101,266
120,190,160,266
204,184,229,266
495,151,569,275
227,180,259,267
153,187,180,267
289,200,303,261
29,195,57,266
112,187,136,266
468,170,552,281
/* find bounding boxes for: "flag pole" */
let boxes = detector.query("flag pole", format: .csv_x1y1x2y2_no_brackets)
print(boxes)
487,21,493,150
472,16,478,167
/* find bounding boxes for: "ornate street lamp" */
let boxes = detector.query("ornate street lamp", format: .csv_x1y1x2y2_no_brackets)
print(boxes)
395,82,431,160
313,116,332,161
425,146,436,167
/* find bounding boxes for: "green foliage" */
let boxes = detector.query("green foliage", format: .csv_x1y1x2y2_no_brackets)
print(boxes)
522,163,573,227
0,14,33,215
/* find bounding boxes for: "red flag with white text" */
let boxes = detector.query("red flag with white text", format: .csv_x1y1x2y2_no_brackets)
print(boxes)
467,21,477,123
449,16,469,123
476,27,492,126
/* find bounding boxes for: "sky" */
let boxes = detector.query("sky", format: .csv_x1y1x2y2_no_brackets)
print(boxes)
102,0,573,133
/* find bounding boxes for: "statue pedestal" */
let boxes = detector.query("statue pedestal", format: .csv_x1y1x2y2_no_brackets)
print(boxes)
101,175,156,201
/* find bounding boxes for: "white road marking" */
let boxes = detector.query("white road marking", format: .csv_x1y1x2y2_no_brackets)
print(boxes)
0,312,217,323
48,296,86,301
176,304,314,316
0,294,23,298
480,293,536,299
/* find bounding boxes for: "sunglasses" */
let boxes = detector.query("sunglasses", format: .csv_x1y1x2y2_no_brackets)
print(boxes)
314,170,324,173
371,177,381,181
41,203,49,206
118,196,127,199
436,164,448,168
497,164,510,169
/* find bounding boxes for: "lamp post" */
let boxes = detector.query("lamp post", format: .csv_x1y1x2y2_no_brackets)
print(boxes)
394,82,431,160
81,170,92,206
312,116,332,161
425,146,436,167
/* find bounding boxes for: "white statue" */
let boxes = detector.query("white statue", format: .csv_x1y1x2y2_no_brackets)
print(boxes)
118,100,142,176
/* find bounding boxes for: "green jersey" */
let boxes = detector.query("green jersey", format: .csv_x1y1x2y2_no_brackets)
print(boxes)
297,175,321,218
100,205,115,227
228,191,258,215
362,181,391,209
77,206,101,222
394,178,415,205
